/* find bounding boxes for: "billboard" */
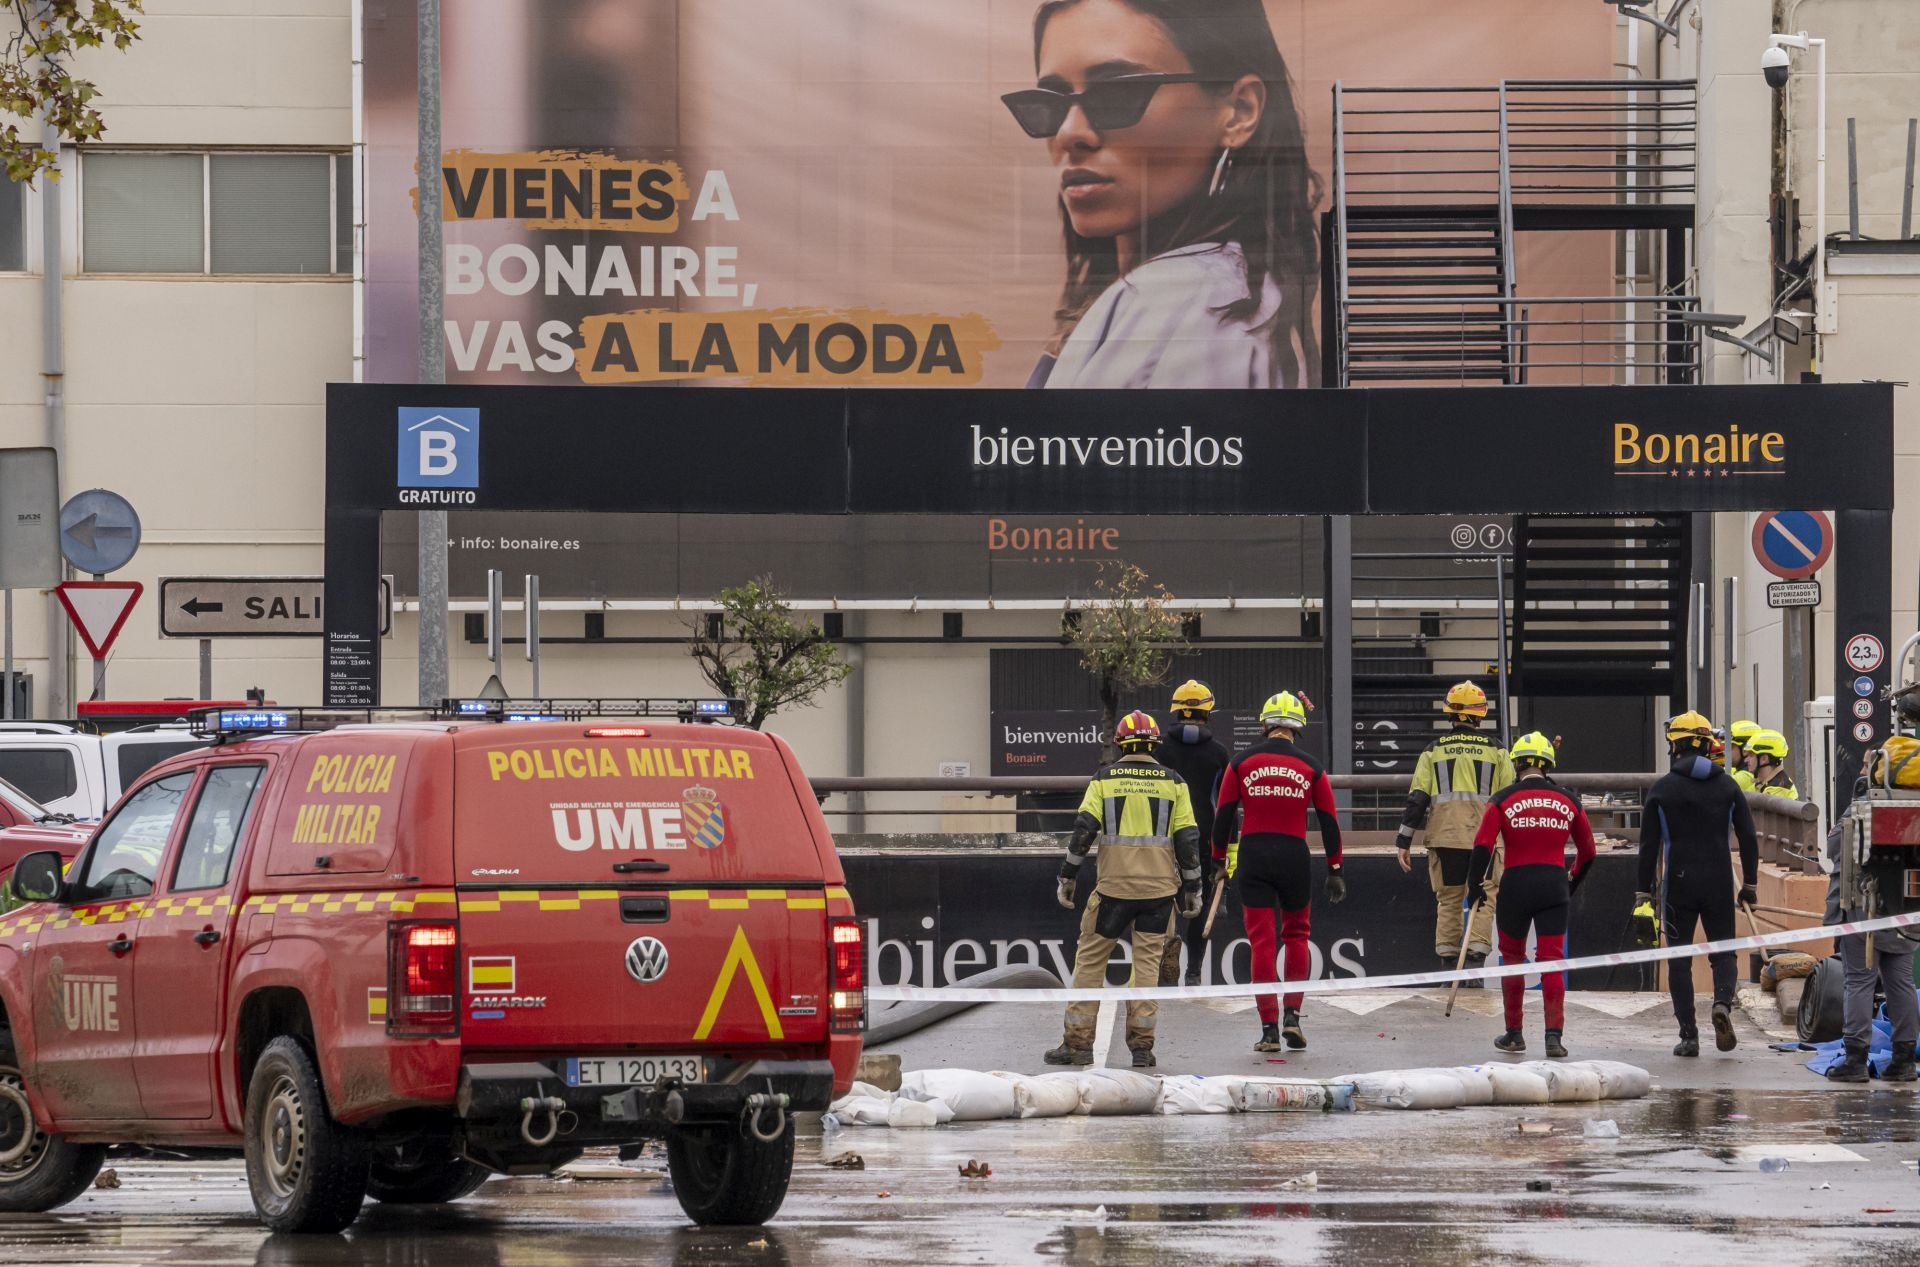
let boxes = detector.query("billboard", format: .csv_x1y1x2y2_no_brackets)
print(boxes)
362,0,1613,593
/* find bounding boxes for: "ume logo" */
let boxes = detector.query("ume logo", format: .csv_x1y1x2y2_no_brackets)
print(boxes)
552,805,686,851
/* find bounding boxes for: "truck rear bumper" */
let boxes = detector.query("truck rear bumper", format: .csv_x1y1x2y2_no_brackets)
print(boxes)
454,1057,834,1171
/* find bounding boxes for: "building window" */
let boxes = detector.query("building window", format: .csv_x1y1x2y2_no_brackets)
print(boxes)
82,151,351,275
0,178,26,272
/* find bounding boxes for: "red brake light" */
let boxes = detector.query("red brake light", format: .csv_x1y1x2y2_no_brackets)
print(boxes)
829,917,865,1034
389,921,459,1034
586,728,650,738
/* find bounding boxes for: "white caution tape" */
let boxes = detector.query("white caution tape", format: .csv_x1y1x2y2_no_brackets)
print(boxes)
868,908,1920,1004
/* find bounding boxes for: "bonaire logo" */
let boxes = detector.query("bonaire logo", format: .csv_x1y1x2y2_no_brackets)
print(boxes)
398,406,480,504
681,785,727,850
1611,422,1786,479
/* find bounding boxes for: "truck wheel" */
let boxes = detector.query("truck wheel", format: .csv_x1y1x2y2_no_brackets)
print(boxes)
666,1122,795,1226
243,1037,370,1233
1798,955,1846,1044
365,1150,491,1204
0,1047,106,1213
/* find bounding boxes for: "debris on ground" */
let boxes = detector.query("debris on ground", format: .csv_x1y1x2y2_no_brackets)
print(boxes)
1583,1119,1621,1139
1277,1170,1317,1190
958,1159,992,1179
1526,1180,1553,1192
1759,1158,1791,1173
93,1169,120,1190
825,1152,866,1170
877,1190,892,1199
558,1162,664,1181
1518,1121,1553,1135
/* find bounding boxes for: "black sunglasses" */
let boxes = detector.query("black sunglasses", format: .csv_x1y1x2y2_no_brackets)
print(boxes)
1001,73,1209,139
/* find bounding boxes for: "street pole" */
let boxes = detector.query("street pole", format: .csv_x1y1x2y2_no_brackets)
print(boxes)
198,638,212,699
90,571,104,700
4,588,12,720
1494,557,1511,747
415,0,449,707
1784,607,1810,780
487,568,503,686
524,574,540,698
1813,36,1829,340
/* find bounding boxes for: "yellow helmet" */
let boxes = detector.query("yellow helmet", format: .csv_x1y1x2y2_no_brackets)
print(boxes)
1260,691,1308,731
1728,719,1760,747
1665,710,1714,744
1747,728,1789,759
1170,679,1216,717
1444,681,1489,719
1510,731,1557,768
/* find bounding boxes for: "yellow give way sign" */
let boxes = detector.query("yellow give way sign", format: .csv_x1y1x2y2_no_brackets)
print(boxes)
693,926,785,1041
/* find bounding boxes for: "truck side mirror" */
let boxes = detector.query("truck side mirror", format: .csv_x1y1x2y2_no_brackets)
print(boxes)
12,851,66,904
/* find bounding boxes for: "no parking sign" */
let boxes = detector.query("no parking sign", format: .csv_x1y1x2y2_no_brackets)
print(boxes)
1751,510,1832,581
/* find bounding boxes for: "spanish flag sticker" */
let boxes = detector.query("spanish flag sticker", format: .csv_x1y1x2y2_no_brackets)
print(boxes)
469,956,516,995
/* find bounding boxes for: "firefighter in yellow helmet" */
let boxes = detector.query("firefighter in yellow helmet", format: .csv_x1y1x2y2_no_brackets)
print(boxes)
1395,681,1515,975
1727,719,1761,792
1746,729,1800,799
1047,710,1202,1069
1156,679,1231,986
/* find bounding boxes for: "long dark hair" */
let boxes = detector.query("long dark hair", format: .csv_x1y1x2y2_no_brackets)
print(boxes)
1033,0,1320,383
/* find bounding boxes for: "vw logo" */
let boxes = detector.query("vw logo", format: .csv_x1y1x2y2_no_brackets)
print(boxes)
625,936,669,983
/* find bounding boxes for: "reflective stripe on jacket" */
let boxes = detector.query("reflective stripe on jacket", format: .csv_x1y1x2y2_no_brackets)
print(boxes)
1074,756,1197,900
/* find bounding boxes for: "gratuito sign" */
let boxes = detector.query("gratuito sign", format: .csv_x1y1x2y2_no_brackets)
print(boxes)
160,576,394,639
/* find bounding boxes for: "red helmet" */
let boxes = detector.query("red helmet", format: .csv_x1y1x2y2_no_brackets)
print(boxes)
1114,710,1160,749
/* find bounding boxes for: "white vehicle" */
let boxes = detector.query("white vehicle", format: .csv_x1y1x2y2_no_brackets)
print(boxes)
0,723,209,820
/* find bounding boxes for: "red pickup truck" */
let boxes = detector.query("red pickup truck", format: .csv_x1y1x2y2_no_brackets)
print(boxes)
0,702,863,1232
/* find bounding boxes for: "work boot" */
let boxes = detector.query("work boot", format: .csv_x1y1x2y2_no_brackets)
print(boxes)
1826,1040,1871,1083
1544,1029,1568,1059
1883,1041,1918,1082
1673,1031,1700,1058
1461,951,1487,989
1254,1022,1284,1053
1043,1043,1092,1067
1130,1047,1157,1070
1184,967,1202,988
1711,1002,1738,1053
1494,1029,1526,1054
1282,1009,1307,1051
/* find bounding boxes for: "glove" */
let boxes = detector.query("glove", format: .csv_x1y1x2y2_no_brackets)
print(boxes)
1738,883,1757,910
1325,870,1346,905
1178,884,1202,920
1225,840,1239,880
1056,876,1076,910
1467,881,1487,909
1631,892,1658,948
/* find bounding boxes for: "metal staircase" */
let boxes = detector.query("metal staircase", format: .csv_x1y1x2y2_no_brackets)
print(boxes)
1332,80,1701,387
1509,515,1691,699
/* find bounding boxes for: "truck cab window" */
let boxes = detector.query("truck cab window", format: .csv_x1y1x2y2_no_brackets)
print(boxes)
71,771,194,904
173,765,265,892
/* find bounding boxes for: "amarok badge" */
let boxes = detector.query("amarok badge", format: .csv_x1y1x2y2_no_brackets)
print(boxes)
682,785,727,849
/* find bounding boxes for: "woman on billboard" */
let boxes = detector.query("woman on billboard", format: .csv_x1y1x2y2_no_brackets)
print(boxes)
1005,0,1318,389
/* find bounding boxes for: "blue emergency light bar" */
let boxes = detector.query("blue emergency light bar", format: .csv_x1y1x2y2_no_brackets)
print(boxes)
208,710,292,731
504,713,564,723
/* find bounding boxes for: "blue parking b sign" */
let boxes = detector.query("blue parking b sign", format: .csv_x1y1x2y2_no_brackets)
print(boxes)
1751,510,1831,581
398,407,480,489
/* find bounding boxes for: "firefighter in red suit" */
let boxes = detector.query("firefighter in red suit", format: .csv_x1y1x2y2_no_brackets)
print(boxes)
1212,690,1345,1052
1467,732,1596,1058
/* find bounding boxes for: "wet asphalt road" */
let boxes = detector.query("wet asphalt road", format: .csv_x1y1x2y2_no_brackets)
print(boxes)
5,993,1919,1266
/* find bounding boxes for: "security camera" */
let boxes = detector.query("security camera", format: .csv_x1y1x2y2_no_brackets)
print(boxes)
1761,45,1792,89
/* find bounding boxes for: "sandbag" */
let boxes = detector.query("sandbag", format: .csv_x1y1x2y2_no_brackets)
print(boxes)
1073,1068,1164,1116
1421,1067,1493,1106
1234,1079,1356,1113
1012,1073,1084,1119
1158,1076,1236,1115
1583,1060,1652,1100
1341,1070,1466,1110
886,1096,954,1128
1477,1063,1551,1106
846,1081,894,1102
825,1095,895,1127
1518,1061,1603,1102
899,1068,1019,1121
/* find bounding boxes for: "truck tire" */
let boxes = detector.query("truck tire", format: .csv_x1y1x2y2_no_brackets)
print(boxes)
1798,955,1846,1044
666,1121,795,1226
0,1045,106,1213
243,1036,371,1233
366,1151,491,1204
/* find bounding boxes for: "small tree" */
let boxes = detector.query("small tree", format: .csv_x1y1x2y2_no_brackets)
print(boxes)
4,1,145,184
688,576,853,730
1068,561,1190,761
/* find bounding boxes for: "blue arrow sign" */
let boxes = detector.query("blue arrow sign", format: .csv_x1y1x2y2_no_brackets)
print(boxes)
59,488,142,575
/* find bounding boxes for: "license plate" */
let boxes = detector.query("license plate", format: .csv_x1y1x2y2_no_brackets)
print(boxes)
564,1055,707,1088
